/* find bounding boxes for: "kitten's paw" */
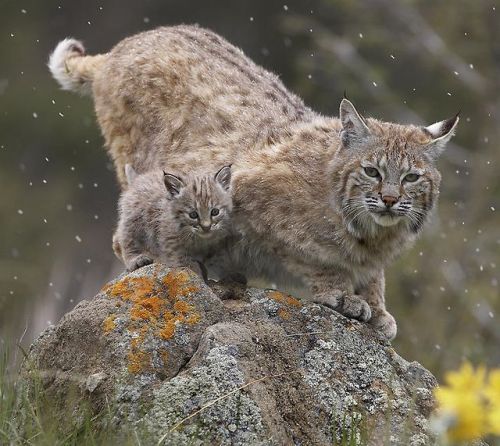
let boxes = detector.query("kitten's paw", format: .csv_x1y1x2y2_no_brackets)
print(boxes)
127,255,154,272
369,310,397,341
314,292,372,322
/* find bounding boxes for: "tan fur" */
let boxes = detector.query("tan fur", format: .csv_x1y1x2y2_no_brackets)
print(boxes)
50,25,458,339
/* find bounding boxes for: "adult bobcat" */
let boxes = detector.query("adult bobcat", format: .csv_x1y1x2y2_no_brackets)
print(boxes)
49,25,458,339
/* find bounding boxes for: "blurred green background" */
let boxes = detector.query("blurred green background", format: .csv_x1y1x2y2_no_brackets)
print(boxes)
0,0,498,378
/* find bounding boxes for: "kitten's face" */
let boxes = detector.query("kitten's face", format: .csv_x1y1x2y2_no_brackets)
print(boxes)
333,99,458,235
165,166,233,240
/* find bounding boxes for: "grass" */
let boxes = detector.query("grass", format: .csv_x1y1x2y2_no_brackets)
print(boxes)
4,344,497,445
0,347,139,446
1,344,373,446
331,410,367,446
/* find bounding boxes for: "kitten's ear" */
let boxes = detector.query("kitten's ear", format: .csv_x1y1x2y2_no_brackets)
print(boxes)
339,98,370,148
215,165,232,191
124,164,138,185
163,171,185,197
423,112,460,160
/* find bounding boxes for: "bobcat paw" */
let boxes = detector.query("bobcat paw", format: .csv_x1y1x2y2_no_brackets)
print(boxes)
314,292,372,322
127,255,154,272
369,310,397,341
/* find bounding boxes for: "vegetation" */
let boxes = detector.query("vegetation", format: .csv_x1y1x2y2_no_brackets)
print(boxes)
0,348,138,445
0,0,498,443
433,362,500,444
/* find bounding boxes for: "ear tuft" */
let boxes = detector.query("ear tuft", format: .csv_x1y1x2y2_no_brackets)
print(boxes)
339,98,370,148
163,172,185,197
124,164,138,185
215,165,232,191
424,113,460,160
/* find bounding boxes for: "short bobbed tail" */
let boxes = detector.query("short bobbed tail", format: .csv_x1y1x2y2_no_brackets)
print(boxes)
48,38,105,95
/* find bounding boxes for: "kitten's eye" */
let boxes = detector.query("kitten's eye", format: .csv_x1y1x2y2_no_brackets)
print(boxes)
211,208,220,216
404,173,420,183
364,167,380,178
188,211,199,219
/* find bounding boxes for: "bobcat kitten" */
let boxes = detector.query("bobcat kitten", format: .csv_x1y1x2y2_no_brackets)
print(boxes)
114,164,232,274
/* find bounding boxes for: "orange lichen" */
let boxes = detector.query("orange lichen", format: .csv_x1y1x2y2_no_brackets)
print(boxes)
141,296,163,314
101,269,203,374
163,270,199,298
130,296,164,321
127,349,151,374
159,320,176,340
159,348,169,366
102,276,155,302
268,290,301,321
173,300,192,313
268,290,302,307
102,314,116,333
277,308,291,320
186,313,201,325
158,299,201,340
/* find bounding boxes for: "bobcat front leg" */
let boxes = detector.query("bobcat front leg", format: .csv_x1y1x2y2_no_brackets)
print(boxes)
119,236,154,272
357,271,397,340
290,260,371,322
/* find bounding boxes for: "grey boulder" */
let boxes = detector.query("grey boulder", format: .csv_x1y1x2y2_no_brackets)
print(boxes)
19,264,438,445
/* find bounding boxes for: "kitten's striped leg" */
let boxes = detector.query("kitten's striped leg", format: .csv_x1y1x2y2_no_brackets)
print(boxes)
118,234,154,271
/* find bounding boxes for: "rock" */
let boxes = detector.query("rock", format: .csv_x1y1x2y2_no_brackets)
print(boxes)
19,264,438,445
86,372,107,393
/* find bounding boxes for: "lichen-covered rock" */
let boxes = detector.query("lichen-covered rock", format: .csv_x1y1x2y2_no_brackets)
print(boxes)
19,264,438,445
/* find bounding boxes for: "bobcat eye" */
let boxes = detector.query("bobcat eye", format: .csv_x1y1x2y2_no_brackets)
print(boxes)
404,173,420,183
364,167,380,178
211,208,220,216
188,211,199,219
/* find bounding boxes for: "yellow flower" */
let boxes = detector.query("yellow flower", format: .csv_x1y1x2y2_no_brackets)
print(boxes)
485,370,500,435
434,362,488,441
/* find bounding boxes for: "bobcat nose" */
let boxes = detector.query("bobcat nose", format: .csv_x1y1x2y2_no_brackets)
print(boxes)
200,222,211,232
381,195,399,208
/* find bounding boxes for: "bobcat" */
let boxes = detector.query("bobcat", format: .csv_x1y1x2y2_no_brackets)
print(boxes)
49,25,458,339
113,164,233,276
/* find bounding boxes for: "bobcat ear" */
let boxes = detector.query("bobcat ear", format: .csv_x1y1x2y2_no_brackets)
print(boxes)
163,172,185,197
339,98,370,148
124,164,138,185
214,165,232,191
424,112,460,160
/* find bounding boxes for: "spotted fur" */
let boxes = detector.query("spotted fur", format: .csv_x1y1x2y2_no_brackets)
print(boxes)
50,26,458,339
